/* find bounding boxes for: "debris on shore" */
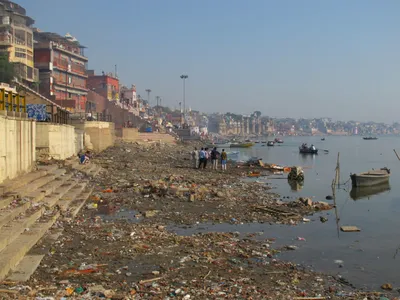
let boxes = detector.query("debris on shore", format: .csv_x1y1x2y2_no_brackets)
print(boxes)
0,141,392,299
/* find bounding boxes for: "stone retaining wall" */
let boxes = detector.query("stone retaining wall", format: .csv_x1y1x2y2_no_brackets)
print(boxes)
71,121,115,152
36,123,76,160
0,111,36,184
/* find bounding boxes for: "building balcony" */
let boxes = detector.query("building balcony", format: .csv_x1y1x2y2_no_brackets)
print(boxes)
52,60,88,78
53,44,88,61
53,80,88,92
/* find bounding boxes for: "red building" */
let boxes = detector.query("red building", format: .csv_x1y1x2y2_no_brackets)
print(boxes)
34,30,88,112
87,70,119,102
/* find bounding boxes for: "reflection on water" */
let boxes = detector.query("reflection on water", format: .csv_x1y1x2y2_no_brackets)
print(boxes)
350,183,391,200
288,180,304,191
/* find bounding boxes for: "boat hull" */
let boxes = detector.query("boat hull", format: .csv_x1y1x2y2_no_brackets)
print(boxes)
230,143,254,148
350,168,390,187
299,147,318,154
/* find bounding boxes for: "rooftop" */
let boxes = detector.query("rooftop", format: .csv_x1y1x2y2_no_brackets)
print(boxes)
34,31,86,49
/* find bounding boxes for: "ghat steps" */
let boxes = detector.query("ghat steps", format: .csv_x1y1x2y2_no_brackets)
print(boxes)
0,161,100,281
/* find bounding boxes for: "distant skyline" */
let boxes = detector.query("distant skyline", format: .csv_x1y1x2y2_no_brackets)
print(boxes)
18,0,400,122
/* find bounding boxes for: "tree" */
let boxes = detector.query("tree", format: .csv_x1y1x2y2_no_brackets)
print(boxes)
254,111,262,118
0,54,15,84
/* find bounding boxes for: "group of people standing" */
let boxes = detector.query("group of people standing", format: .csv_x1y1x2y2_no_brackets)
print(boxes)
191,147,227,171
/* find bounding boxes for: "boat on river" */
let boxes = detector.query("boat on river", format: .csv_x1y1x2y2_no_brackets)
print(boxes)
350,182,391,200
350,167,390,187
207,143,231,148
363,137,378,140
321,137,325,141
299,145,318,154
267,141,275,146
274,138,284,144
230,142,254,148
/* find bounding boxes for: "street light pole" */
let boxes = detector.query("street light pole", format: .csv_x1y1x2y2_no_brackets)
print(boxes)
156,96,160,108
145,89,151,106
180,74,188,114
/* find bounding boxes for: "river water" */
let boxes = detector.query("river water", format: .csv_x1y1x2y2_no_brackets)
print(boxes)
175,136,400,290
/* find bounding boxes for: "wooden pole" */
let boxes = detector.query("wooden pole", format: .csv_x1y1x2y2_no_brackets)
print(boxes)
394,149,400,161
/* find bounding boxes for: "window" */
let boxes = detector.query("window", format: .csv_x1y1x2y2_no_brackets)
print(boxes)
15,52,26,58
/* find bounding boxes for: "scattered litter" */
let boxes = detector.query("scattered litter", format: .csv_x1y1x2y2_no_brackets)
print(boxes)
340,226,361,232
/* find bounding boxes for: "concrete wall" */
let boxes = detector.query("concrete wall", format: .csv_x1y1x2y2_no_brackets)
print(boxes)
36,123,76,160
71,121,115,152
74,129,84,154
116,128,139,141
0,111,36,184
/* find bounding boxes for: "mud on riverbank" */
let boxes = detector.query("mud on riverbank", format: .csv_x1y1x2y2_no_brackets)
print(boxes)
2,141,393,299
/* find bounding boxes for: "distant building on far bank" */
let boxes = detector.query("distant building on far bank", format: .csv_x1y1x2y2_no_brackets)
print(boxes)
34,29,88,112
0,0,38,84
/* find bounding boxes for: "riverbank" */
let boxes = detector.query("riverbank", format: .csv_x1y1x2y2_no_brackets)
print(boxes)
4,141,393,299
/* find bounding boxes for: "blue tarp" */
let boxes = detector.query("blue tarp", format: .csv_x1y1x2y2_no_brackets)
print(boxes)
27,104,49,121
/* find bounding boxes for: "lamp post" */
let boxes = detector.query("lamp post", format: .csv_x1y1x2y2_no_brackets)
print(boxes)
180,74,188,114
145,89,151,106
179,101,182,125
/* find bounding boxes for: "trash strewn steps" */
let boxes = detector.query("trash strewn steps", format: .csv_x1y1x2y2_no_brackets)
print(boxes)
0,160,98,281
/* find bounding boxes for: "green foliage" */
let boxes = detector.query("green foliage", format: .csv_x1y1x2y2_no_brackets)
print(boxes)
0,54,15,84
254,111,262,118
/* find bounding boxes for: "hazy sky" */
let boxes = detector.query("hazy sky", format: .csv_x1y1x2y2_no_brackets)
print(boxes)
18,0,400,122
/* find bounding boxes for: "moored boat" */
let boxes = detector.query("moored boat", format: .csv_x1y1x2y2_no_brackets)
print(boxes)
350,167,390,187
274,138,284,143
261,141,267,144
299,144,318,154
230,142,255,148
363,137,378,140
267,141,274,146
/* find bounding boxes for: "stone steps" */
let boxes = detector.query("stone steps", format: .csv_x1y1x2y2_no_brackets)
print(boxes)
0,212,60,280
0,165,59,196
0,161,99,281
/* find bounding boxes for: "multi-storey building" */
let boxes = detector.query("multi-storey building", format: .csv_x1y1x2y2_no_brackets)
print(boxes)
87,70,119,102
0,0,38,84
34,30,88,112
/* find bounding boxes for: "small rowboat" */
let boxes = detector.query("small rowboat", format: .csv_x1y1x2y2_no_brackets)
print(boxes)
350,167,390,187
230,142,255,148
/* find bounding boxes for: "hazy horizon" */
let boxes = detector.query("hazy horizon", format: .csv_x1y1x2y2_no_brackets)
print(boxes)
18,0,400,123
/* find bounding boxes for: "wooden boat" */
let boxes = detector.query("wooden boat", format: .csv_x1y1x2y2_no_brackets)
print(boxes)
230,142,254,148
267,141,274,146
350,182,390,200
299,146,318,154
363,137,378,140
350,167,390,187
274,138,284,143
207,143,231,148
